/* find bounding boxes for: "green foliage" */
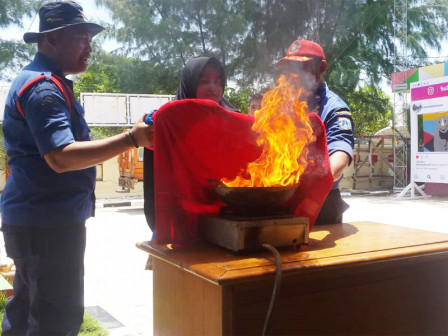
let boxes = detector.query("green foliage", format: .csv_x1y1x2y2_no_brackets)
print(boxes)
79,312,109,336
74,49,178,96
0,293,108,335
0,127,6,160
0,292,7,318
73,70,118,97
89,126,125,140
347,85,392,136
224,87,253,114
0,127,9,182
94,0,448,98
0,0,36,28
0,0,38,82
0,41,36,82
95,0,249,72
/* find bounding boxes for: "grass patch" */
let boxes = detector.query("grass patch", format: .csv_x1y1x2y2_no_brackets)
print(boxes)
0,292,109,335
0,293,7,319
80,312,109,336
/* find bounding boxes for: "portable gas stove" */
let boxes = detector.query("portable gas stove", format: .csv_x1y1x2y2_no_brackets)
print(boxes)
198,206,309,252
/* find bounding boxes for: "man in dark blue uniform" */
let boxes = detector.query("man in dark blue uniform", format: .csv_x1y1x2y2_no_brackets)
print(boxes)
1,1,153,334
276,39,354,224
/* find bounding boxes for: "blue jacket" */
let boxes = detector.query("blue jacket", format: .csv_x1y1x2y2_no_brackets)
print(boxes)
309,82,354,189
1,53,96,227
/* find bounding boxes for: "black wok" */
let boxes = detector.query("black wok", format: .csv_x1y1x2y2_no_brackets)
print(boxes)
207,179,298,210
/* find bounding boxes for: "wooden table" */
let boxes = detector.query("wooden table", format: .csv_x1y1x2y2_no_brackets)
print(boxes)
137,221,448,335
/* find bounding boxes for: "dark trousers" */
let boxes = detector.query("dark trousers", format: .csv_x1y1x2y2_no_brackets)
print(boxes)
143,148,156,233
1,224,86,336
143,148,157,241
315,188,349,225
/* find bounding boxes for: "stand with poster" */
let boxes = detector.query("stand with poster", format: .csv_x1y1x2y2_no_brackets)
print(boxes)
396,181,428,199
397,76,448,199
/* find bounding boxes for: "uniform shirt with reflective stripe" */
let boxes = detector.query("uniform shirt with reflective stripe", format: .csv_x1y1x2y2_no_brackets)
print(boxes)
1,53,96,227
308,82,354,189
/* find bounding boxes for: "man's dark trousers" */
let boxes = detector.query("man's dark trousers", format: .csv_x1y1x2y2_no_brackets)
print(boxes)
1,224,86,336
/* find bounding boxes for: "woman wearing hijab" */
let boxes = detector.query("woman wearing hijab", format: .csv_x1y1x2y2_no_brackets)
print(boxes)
143,56,238,266
175,56,238,111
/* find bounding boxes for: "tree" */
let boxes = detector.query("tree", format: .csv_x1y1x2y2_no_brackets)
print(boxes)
95,0,252,86
225,87,252,114
347,86,392,136
95,0,448,95
0,41,36,82
0,0,38,82
82,1,448,136
74,42,178,96
0,0,35,27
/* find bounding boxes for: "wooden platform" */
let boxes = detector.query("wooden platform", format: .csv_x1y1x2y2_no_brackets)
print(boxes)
137,221,448,335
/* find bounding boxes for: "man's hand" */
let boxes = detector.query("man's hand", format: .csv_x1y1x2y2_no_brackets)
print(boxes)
129,112,153,148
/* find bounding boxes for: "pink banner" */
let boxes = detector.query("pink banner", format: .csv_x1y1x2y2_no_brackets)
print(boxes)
411,82,448,101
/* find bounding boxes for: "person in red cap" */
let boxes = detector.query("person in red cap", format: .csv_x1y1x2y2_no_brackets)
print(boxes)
276,39,354,225
1,1,153,334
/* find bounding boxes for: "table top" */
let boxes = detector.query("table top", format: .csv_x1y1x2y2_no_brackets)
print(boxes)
137,221,448,285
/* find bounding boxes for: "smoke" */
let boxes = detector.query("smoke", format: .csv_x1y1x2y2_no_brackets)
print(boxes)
275,60,320,108
294,72,318,96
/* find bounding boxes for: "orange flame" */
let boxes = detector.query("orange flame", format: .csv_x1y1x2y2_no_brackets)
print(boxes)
223,74,315,187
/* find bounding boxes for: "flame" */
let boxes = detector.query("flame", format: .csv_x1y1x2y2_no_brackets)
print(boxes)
223,74,315,187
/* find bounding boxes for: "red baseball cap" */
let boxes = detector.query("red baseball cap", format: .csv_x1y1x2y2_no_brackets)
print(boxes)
276,40,325,66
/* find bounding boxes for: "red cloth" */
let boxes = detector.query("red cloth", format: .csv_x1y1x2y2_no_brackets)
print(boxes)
153,99,333,246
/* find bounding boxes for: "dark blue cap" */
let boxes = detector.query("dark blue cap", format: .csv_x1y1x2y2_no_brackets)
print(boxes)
23,1,105,43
